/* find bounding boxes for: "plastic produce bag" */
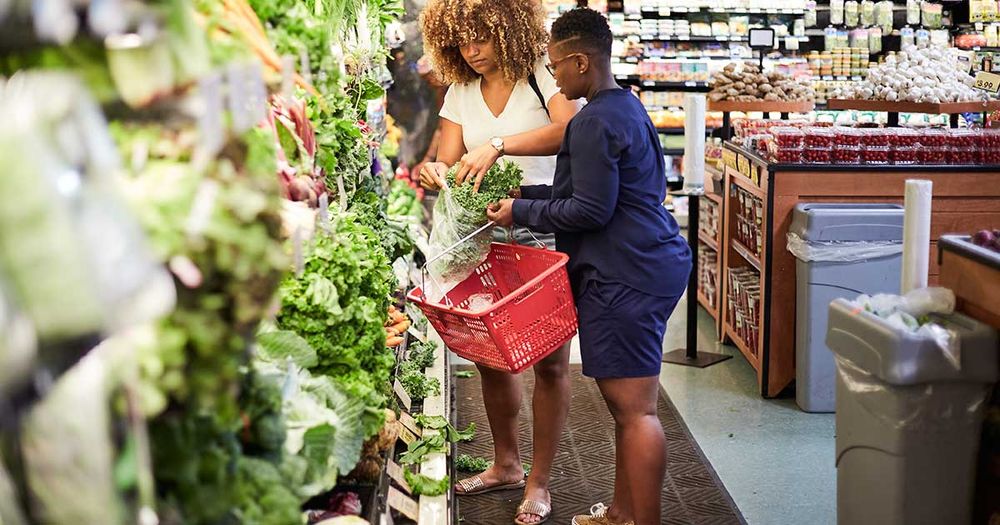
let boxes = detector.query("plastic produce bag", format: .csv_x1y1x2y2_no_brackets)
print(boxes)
424,162,523,302
786,232,902,262
425,183,495,302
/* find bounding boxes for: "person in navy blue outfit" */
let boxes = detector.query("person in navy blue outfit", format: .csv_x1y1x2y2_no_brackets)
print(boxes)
487,8,691,525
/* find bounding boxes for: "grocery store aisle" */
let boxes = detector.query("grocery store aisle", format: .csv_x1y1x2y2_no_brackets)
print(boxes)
659,292,837,525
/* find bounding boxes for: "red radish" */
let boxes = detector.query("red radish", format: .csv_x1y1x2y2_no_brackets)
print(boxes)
288,177,311,201
972,230,996,247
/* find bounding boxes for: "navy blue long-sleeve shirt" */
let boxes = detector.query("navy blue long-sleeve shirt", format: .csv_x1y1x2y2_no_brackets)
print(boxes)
512,87,691,298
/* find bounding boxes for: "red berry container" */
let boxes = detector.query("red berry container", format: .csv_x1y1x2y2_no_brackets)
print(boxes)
862,128,893,149
920,128,950,150
803,147,832,164
862,148,891,165
891,147,920,166
832,147,862,164
887,128,921,148
982,129,1000,152
805,127,835,148
917,148,948,165
771,127,806,149
946,129,979,150
772,148,803,163
948,148,982,165
834,127,864,148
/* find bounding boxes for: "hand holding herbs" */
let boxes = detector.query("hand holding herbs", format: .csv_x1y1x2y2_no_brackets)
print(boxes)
427,161,523,291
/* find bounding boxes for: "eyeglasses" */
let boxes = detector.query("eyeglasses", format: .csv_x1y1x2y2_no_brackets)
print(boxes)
545,53,589,76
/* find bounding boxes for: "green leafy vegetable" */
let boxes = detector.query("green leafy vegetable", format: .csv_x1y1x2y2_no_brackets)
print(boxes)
398,433,447,465
455,454,491,473
399,370,441,402
454,371,475,379
403,470,450,497
444,161,524,224
414,415,475,443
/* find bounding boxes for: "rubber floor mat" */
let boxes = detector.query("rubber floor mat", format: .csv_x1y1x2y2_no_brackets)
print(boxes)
455,365,745,525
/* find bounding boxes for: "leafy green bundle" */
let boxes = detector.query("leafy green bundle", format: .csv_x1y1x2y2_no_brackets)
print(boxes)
444,161,524,224
276,209,396,436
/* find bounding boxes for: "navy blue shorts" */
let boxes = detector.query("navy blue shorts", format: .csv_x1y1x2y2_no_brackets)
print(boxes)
577,280,682,379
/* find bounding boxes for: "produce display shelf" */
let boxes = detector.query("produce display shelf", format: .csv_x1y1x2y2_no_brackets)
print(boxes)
732,239,761,272
639,6,804,15
696,289,719,321
723,319,758,368
699,230,720,252
417,325,453,525
939,235,1000,329
658,126,720,135
708,100,816,113
720,141,1000,397
640,35,749,43
826,99,1000,114
618,79,711,92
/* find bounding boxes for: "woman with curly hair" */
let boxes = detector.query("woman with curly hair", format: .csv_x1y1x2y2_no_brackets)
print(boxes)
418,0,580,523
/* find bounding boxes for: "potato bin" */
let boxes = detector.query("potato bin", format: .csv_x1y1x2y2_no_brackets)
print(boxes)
826,299,999,525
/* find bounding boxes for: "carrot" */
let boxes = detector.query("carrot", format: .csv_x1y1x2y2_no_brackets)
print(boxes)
386,336,404,348
385,327,400,337
391,319,411,334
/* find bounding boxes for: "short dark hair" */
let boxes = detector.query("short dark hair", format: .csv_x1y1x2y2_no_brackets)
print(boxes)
550,8,612,56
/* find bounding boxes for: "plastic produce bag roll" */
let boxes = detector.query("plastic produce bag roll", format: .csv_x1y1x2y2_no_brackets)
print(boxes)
901,179,932,294
682,94,706,191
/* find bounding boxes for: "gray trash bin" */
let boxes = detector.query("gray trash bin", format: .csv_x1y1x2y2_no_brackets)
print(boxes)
826,299,1000,525
789,203,905,412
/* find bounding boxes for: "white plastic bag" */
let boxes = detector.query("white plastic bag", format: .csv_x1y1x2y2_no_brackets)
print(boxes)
425,184,494,302
787,232,902,262
851,287,960,369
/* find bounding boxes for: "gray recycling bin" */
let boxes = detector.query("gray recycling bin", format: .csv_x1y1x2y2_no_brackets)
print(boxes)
789,203,905,412
826,299,1000,525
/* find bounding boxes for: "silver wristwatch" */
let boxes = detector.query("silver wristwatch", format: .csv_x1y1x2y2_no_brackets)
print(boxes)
490,136,505,155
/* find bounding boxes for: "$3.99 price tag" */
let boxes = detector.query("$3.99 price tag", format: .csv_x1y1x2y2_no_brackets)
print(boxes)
974,71,1000,94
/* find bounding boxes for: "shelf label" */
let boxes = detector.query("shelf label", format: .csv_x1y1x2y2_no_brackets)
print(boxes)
393,378,412,411
766,8,778,13
388,487,420,521
974,71,1000,93
386,460,413,494
716,35,729,41
684,81,697,87
749,7,762,12
642,80,655,87
399,411,422,438
678,35,690,41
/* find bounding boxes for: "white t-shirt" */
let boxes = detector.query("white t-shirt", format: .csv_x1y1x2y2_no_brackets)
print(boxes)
439,59,560,186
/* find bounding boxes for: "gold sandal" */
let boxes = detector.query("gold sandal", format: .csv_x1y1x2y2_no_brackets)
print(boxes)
455,474,526,496
514,499,551,525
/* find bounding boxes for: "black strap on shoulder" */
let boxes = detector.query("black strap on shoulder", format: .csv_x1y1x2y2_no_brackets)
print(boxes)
527,73,550,118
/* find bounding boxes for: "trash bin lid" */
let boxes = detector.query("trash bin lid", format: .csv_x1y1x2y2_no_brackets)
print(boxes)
826,299,1000,385
790,203,904,242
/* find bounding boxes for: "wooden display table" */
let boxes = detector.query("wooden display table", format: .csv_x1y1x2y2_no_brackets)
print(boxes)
695,165,725,336
826,99,1000,127
720,143,1000,397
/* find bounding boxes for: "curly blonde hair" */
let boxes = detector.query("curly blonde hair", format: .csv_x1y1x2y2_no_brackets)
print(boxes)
420,0,548,85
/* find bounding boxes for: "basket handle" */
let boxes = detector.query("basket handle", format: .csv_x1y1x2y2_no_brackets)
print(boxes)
417,220,496,306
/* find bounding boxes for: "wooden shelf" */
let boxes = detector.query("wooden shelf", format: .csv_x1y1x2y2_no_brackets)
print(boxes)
698,230,720,252
732,240,762,271
826,99,1000,114
708,100,816,113
728,168,766,198
697,290,719,322
723,319,758,367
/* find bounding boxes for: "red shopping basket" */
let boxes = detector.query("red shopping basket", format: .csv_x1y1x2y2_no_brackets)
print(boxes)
407,242,578,373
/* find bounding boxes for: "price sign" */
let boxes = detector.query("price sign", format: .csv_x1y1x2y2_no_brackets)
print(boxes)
407,325,428,344
396,420,417,445
974,71,1000,94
